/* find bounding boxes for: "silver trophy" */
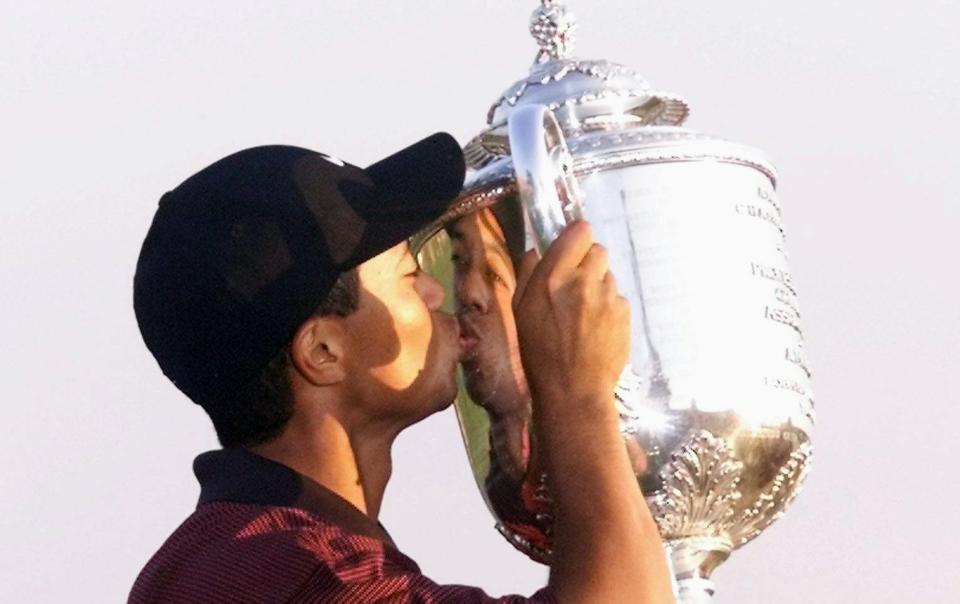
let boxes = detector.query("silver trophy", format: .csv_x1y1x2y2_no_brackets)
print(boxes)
414,2,813,602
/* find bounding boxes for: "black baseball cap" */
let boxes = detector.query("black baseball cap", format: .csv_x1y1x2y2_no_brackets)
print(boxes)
134,133,466,409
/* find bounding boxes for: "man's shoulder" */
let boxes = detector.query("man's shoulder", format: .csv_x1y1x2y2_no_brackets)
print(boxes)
143,501,407,564
129,501,557,604
128,502,416,604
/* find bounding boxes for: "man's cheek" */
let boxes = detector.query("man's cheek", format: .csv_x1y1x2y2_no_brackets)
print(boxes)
394,303,431,335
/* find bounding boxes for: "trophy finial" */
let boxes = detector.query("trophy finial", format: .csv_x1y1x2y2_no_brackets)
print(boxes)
530,0,577,63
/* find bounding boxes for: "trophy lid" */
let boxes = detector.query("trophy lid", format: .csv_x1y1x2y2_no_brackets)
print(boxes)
474,0,689,162
416,0,775,250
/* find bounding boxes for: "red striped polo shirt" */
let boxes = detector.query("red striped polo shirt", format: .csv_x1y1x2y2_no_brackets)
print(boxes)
128,448,556,603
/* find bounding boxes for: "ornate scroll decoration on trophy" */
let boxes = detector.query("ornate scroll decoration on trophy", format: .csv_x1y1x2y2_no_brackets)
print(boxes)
654,431,813,548
654,430,742,545
730,444,812,546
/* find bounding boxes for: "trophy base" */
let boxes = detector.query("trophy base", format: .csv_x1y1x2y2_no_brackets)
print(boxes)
665,536,731,604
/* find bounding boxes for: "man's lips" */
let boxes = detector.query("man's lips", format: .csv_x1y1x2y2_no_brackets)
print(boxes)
457,315,481,359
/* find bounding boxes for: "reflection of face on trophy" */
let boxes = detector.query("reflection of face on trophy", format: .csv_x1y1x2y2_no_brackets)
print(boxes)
443,208,554,554
415,2,814,602
449,210,530,481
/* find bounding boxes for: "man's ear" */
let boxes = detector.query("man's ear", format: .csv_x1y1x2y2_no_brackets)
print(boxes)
289,316,347,387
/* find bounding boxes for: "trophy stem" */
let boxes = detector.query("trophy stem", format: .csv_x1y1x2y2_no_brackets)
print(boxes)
664,536,730,604
675,577,716,604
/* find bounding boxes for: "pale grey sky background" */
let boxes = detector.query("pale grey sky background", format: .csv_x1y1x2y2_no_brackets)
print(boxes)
1,1,957,602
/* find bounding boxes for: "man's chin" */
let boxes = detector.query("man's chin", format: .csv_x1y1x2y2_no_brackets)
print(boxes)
434,376,459,412
410,371,460,425
435,393,457,413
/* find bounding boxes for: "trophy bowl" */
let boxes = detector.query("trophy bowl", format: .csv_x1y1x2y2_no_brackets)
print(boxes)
413,3,813,602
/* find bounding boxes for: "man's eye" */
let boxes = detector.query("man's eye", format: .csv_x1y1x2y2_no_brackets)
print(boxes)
487,269,507,287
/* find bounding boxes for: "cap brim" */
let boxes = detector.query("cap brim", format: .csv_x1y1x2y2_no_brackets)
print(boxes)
344,132,466,265
366,132,466,219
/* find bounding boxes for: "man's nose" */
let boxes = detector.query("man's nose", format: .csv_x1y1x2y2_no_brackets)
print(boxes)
415,270,447,312
455,269,489,314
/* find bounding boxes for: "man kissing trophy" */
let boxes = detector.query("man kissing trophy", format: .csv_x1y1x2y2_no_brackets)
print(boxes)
415,2,814,602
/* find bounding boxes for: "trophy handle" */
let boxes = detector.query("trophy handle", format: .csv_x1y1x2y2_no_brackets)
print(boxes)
507,104,585,253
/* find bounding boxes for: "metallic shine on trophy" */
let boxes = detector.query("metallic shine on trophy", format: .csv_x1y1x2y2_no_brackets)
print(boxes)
414,2,813,602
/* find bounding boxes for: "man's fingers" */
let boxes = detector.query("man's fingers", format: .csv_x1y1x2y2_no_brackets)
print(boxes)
602,269,628,301
536,220,595,280
602,269,618,289
578,243,609,279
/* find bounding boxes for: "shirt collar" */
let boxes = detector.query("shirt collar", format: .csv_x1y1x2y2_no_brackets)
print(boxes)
193,447,394,545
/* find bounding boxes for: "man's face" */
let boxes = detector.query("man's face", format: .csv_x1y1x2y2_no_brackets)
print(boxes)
339,241,462,428
448,209,529,419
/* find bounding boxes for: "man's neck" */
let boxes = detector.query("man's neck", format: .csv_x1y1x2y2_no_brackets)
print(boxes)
247,411,396,520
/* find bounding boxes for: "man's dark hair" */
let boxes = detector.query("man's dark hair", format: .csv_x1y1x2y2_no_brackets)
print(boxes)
207,269,360,447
